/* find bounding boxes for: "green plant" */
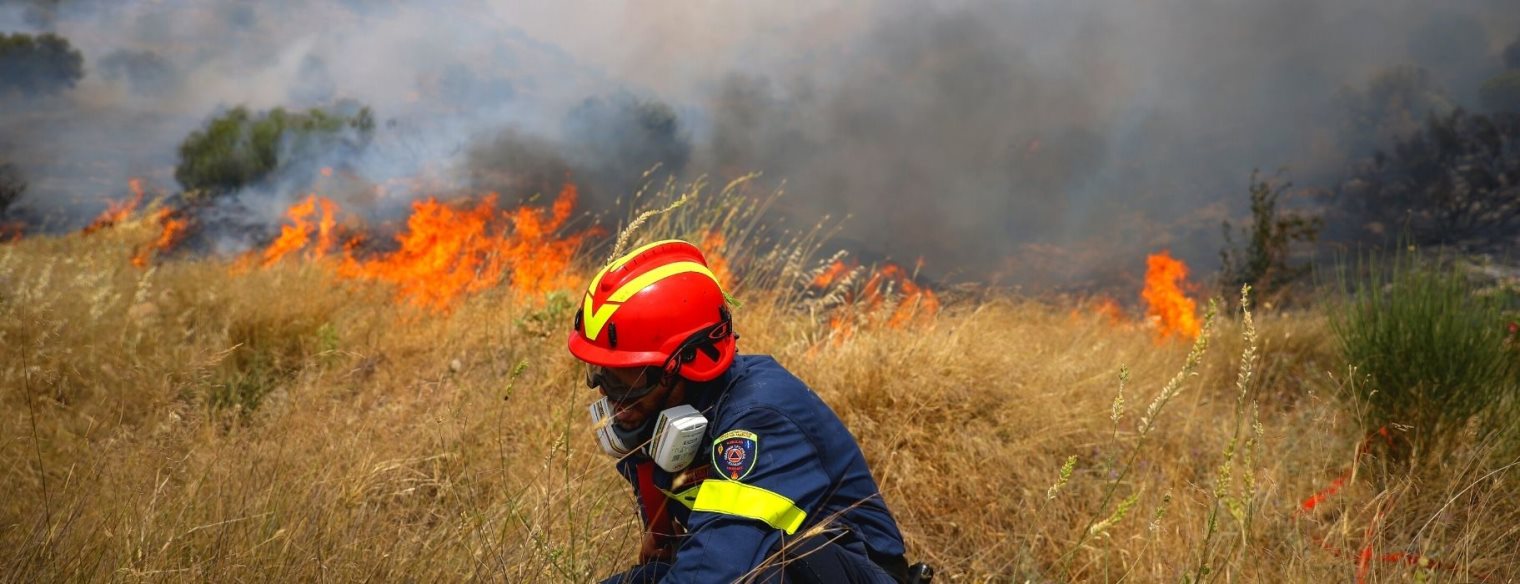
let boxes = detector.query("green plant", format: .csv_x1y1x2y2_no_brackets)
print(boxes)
515,290,576,338
1330,252,1520,458
1055,299,1219,576
175,103,375,199
1219,170,1321,307
1189,286,1264,583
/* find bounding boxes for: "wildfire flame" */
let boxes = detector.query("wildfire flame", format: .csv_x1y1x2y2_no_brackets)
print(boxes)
495,184,595,295
1142,250,1200,341
256,184,596,310
811,258,939,341
700,230,734,290
1072,295,1127,325
262,195,339,266
812,259,852,289
0,222,23,242
82,178,146,235
131,208,191,267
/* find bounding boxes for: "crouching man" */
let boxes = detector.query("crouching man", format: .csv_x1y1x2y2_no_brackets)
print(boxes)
568,240,910,583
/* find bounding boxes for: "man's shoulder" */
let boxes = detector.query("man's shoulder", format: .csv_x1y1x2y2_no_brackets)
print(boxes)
710,354,818,424
726,354,810,398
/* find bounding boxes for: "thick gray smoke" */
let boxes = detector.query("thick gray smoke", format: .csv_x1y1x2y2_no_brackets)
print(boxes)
0,0,1516,287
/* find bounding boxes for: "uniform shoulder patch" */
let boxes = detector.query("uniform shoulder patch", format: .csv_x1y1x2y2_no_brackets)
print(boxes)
712,429,759,481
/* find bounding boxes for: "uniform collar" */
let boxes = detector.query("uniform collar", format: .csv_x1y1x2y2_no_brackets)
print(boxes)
685,354,746,413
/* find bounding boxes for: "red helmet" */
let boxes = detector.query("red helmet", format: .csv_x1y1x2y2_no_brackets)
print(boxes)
568,239,736,382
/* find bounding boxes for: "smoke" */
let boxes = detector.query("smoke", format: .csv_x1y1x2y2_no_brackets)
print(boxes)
96,48,175,96
0,0,1516,287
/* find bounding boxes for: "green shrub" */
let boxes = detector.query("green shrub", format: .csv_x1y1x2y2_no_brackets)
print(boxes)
1218,170,1321,307
1330,253,1519,458
175,103,374,199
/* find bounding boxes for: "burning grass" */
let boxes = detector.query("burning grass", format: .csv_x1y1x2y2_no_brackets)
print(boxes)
1,187,1518,583
250,184,600,310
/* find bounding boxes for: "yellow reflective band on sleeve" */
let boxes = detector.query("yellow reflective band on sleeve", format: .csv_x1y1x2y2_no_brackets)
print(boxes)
659,483,703,509
691,480,807,535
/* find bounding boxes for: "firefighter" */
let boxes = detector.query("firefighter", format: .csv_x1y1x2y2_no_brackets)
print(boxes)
568,239,911,584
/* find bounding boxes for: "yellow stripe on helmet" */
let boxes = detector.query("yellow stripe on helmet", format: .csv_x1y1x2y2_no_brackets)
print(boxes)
691,479,807,534
586,239,686,298
581,256,721,342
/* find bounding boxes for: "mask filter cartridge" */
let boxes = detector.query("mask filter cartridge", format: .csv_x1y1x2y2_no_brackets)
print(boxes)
648,404,708,472
589,398,634,457
588,398,708,472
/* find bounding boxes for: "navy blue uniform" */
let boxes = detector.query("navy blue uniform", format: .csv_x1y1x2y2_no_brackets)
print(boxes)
604,355,906,583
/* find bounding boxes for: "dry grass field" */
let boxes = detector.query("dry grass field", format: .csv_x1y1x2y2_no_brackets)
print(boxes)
2,191,1518,583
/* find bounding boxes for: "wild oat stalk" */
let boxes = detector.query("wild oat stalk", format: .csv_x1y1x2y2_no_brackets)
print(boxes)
1149,490,1173,533
1057,300,1219,575
1048,455,1078,500
1088,492,1140,537
1189,285,1260,583
1111,366,1130,438
607,193,691,262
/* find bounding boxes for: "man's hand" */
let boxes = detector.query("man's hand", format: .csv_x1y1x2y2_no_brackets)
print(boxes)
639,529,676,563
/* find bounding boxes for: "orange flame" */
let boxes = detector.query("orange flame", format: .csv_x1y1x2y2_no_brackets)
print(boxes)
498,183,598,297
261,195,338,266
700,230,734,290
131,208,191,267
338,196,511,310
813,259,851,288
254,184,596,311
0,222,23,242
810,258,938,342
1094,296,1126,324
1142,250,1199,342
82,178,146,235
1072,295,1128,325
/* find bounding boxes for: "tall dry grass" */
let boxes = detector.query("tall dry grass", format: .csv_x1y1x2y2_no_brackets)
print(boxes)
2,190,1517,582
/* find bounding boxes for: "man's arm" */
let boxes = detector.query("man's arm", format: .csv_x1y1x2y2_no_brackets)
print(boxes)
660,407,830,583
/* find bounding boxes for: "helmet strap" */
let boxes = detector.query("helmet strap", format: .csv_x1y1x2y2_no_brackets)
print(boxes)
660,306,733,382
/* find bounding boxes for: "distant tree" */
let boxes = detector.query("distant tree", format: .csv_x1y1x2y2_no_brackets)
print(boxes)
1480,71,1520,114
1219,170,1322,306
1337,109,1520,250
1336,66,1456,156
1504,35,1520,70
0,162,24,219
563,93,690,200
0,32,83,97
175,103,375,199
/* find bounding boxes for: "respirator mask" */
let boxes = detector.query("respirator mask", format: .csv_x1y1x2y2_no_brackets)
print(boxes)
586,365,708,472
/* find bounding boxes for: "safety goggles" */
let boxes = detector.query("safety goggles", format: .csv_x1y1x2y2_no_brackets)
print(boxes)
581,307,734,402
585,365,665,402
